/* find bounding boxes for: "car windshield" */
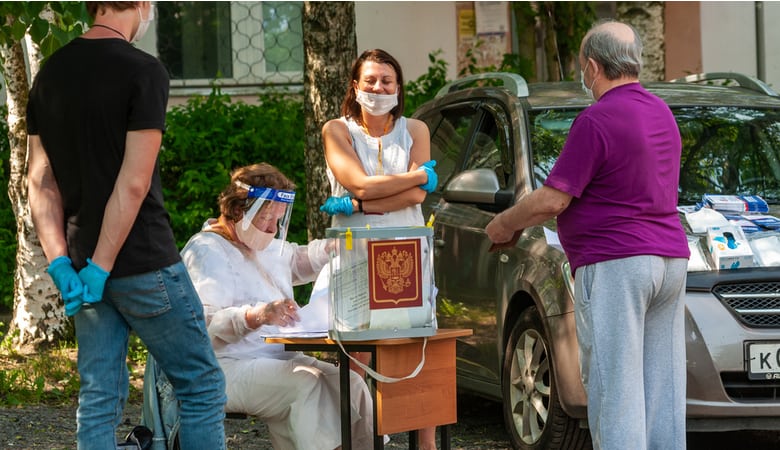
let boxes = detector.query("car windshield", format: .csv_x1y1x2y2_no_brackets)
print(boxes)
530,106,780,204
530,106,780,272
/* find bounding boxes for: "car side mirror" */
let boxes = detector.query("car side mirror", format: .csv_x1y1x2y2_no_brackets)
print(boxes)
442,168,513,211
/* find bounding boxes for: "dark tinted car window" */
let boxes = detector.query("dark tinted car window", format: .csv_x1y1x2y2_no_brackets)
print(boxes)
422,103,481,190
677,107,780,203
529,110,578,185
529,106,780,204
463,103,513,189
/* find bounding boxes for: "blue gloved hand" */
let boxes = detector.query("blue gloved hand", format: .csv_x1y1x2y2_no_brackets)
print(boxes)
418,160,438,193
320,195,354,216
78,258,110,304
47,256,83,299
47,256,86,316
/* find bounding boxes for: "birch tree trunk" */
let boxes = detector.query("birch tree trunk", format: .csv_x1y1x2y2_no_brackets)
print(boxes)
302,1,356,240
0,37,68,349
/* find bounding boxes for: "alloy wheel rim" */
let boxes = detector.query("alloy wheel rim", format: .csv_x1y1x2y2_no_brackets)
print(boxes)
509,328,551,444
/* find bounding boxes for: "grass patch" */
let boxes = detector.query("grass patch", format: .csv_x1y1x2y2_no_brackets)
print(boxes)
0,333,148,407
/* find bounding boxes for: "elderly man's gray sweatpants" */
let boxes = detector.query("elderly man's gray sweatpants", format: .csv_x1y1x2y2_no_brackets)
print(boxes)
574,255,688,450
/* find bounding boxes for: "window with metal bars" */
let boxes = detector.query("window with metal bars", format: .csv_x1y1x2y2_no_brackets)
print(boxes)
154,1,303,89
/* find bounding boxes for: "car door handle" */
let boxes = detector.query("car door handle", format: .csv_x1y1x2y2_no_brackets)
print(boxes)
434,239,446,247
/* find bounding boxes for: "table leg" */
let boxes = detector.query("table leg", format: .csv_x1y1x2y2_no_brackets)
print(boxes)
408,430,418,450
440,425,450,450
339,350,352,450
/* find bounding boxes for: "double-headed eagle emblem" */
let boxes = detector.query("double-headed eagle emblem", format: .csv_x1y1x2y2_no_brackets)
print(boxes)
375,246,414,294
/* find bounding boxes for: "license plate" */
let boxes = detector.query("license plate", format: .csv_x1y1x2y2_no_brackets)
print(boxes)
747,342,780,380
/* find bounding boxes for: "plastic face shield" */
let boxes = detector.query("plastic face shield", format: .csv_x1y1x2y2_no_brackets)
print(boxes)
236,181,296,248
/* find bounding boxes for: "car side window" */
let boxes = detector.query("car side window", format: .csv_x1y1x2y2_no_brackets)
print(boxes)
420,103,482,191
463,103,512,189
529,110,577,185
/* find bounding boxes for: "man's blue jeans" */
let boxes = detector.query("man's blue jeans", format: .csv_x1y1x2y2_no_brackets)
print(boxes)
74,261,227,450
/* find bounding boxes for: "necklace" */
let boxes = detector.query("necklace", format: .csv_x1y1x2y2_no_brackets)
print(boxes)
91,23,127,41
361,116,393,175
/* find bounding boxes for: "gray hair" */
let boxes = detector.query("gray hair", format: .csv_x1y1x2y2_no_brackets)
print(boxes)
581,20,643,80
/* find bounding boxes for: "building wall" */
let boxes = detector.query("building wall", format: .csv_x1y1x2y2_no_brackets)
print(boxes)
356,1,780,90
761,1,780,90
699,2,760,82
664,2,702,80
355,2,459,82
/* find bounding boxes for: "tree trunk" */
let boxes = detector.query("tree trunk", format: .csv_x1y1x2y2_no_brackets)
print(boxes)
616,1,665,82
302,1,357,240
0,37,69,349
512,2,539,82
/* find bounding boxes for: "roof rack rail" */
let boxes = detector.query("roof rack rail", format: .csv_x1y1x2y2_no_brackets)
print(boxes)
669,72,778,96
436,72,529,98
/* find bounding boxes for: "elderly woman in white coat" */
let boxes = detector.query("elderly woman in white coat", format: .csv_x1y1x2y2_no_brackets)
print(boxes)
181,162,373,450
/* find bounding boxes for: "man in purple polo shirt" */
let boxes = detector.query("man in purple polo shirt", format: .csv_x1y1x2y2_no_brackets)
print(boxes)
486,20,690,450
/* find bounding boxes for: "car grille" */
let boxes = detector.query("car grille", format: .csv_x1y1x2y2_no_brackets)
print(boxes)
721,372,780,401
713,282,780,328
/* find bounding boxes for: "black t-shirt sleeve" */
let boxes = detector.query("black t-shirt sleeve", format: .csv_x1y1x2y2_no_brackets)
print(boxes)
27,81,39,135
127,60,169,132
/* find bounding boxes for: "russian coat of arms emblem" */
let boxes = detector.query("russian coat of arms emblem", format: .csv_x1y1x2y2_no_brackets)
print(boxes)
367,238,422,309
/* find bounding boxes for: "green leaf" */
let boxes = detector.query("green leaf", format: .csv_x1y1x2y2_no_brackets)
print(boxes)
38,34,58,56
29,17,50,43
50,25,71,47
9,17,29,41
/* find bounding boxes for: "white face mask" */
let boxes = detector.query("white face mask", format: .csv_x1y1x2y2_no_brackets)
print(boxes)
355,89,398,116
580,60,596,101
132,4,155,43
235,223,275,251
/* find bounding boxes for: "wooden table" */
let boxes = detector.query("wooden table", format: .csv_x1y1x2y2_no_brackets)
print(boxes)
265,328,472,450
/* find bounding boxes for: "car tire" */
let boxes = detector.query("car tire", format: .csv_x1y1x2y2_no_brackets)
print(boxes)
502,306,591,450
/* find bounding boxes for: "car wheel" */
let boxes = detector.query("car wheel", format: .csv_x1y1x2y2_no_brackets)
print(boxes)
502,306,591,450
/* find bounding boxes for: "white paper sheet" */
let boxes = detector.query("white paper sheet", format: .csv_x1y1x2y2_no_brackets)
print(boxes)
544,227,564,252
276,267,331,334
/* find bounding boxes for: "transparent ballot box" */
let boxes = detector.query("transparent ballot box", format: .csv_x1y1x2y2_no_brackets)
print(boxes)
326,226,436,340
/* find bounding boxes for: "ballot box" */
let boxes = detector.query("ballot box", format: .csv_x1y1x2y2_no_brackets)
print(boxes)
325,226,437,340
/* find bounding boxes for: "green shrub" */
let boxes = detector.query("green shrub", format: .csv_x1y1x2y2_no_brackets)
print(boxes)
405,50,450,116
160,86,307,248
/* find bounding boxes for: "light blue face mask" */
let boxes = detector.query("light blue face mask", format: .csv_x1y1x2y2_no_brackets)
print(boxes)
580,60,596,101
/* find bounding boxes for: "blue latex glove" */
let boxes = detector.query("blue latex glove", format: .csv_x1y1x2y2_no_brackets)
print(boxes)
418,160,438,193
47,256,86,316
47,256,83,299
78,258,110,304
320,195,354,216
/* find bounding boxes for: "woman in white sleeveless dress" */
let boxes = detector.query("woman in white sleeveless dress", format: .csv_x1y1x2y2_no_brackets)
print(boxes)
320,49,439,450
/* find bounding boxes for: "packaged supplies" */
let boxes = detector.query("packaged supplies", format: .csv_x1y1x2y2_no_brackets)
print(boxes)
740,195,770,213
749,234,780,267
723,214,762,233
683,207,729,233
706,225,754,269
702,194,768,213
687,235,712,272
743,214,780,230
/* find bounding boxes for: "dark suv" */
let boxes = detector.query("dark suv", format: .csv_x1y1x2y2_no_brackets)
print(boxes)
413,72,780,449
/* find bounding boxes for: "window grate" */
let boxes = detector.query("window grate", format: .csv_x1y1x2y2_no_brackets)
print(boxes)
156,1,303,86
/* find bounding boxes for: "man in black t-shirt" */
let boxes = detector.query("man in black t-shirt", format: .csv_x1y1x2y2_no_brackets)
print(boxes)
26,2,226,449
